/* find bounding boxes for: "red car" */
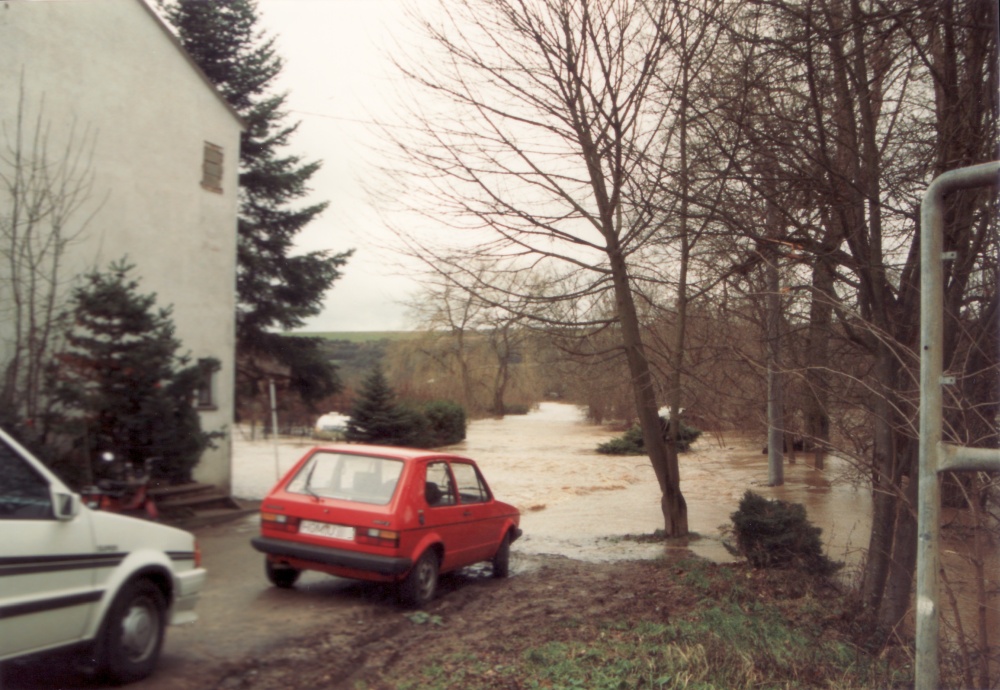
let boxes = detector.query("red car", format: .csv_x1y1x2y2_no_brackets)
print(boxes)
251,444,521,606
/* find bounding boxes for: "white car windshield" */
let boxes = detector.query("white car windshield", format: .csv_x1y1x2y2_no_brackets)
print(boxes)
286,452,403,505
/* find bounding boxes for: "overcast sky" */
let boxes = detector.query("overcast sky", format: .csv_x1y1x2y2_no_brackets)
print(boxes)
256,0,418,333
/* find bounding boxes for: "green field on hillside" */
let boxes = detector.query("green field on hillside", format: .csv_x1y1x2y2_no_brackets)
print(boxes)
292,331,419,343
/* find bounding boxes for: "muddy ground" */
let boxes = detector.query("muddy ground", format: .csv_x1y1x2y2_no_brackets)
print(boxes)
189,553,850,690
0,549,849,690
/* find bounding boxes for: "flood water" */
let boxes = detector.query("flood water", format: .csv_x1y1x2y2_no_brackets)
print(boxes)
233,402,871,564
232,402,996,642
442,402,872,566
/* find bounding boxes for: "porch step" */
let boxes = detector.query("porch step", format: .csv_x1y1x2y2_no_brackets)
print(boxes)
151,482,258,528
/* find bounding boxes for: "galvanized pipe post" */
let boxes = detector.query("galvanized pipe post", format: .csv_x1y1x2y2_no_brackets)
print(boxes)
917,160,1000,689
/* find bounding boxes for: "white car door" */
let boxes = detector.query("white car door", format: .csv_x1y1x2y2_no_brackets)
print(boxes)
0,434,100,660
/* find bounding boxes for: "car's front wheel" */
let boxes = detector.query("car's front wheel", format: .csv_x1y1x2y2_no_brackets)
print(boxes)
96,578,167,684
265,560,301,589
400,549,439,607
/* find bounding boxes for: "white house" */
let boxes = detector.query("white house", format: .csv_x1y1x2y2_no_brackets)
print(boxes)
0,0,244,490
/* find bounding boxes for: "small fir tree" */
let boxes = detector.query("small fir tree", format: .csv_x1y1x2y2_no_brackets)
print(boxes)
50,261,218,485
345,366,415,446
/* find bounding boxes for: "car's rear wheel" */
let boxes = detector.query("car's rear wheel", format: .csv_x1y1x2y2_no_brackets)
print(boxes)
400,549,439,607
266,560,301,589
491,532,511,578
96,578,166,684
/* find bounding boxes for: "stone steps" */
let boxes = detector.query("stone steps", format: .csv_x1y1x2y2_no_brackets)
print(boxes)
150,482,258,528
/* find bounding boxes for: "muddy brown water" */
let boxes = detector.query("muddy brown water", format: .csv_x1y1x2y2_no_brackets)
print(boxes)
438,402,873,566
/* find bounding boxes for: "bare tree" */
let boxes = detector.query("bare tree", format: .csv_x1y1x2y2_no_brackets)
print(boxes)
0,81,100,424
381,0,695,534
399,259,548,416
691,0,998,635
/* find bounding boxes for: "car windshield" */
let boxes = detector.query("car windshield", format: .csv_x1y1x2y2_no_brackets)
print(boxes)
285,452,403,505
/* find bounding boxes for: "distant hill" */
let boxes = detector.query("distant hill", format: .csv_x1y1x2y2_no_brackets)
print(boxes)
291,331,421,343
284,332,421,385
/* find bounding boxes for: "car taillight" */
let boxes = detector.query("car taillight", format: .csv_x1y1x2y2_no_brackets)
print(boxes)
356,528,400,548
261,511,300,533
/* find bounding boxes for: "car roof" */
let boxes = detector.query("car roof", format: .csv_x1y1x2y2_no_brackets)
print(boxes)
308,443,473,464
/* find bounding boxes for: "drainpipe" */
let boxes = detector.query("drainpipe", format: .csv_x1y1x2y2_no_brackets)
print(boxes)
917,160,1000,690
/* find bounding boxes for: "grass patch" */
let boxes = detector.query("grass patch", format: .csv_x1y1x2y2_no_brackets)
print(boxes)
378,560,910,690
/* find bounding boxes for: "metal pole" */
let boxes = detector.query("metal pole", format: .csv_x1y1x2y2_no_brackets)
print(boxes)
269,378,280,482
916,160,1000,690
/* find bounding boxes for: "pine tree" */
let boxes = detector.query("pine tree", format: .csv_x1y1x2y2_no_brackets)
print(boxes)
346,366,416,446
162,0,351,404
51,260,218,485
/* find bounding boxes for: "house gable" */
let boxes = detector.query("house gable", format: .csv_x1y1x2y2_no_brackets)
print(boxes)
0,0,244,490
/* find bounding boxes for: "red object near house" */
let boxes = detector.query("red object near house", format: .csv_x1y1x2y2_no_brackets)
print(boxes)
251,444,521,606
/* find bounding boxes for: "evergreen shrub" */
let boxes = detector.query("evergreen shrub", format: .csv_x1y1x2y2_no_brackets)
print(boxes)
418,400,467,446
726,490,841,574
49,261,220,486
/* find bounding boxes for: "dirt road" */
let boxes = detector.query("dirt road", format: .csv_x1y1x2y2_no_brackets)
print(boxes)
2,513,656,690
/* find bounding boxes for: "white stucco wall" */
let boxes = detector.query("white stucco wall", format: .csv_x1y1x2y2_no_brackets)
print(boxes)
0,0,242,489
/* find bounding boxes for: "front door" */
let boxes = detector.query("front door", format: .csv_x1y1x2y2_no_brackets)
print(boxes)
420,461,480,569
448,461,497,561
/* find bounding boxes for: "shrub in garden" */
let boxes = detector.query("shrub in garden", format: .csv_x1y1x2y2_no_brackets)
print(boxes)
726,490,841,574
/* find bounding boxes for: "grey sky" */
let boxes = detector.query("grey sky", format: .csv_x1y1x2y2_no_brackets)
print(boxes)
257,0,417,333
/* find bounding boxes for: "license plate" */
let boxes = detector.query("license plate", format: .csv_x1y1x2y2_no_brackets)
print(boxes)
300,521,355,540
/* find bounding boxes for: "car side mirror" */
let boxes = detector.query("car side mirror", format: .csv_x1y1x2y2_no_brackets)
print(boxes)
53,491,80,520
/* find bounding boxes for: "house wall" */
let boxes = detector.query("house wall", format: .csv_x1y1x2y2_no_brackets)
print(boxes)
0,0,242,490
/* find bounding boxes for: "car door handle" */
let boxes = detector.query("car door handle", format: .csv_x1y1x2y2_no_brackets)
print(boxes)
463,510,472,517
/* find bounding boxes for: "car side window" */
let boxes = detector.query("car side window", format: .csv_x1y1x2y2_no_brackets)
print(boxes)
424,462,455,507
0,438,54,520
451,462,489,504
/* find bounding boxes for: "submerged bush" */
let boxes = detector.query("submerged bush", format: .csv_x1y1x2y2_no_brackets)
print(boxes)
726,490,841,575
596,417,702,455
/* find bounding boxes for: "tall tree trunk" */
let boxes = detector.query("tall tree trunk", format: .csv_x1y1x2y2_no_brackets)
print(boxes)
860,345,900,613
880,434,918,629
608,246,688,536
803,251,834,469
667,55,692,476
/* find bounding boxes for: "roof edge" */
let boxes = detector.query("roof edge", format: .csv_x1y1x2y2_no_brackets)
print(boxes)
136,0,248,131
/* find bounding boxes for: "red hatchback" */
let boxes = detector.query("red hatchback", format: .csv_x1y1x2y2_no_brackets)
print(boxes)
251,444,521,606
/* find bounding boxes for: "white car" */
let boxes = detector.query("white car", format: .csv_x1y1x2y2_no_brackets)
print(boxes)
0,427,207,684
